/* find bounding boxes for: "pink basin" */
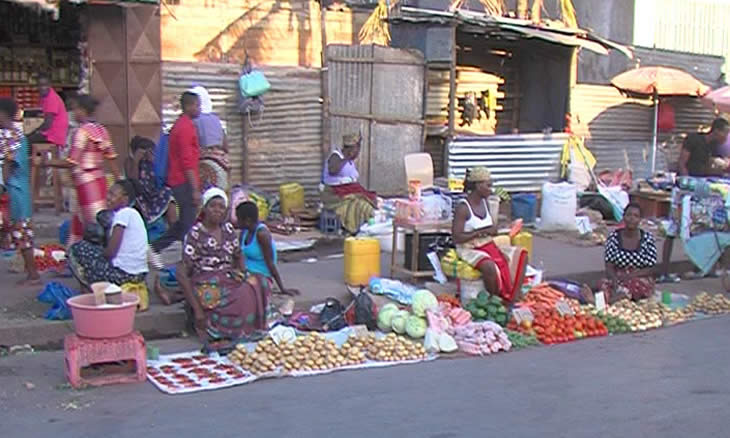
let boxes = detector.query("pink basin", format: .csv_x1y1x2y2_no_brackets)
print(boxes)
67,293,140,339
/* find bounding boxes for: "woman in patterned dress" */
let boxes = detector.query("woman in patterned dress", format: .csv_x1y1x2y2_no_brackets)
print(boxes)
126,136,176,226
0,98,39,284
597,203,658,303
176,187,268,343
41,95,120,246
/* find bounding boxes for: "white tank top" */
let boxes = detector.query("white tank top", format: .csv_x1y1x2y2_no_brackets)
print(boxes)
462,199,493,232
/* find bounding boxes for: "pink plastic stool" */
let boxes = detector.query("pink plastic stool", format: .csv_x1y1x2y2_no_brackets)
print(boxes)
64,331,147,389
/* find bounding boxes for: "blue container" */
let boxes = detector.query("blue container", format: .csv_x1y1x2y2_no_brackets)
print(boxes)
511,193,537,223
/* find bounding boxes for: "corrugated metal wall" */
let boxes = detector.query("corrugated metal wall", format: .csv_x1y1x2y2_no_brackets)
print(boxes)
161,61,323,198
571,47,723,179
162,61,245,184
448,133,568,193
634,0,730,77
244,66,323,199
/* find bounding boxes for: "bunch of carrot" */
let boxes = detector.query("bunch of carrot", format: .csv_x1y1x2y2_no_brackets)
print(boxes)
519,284,565,312
437,293,462,308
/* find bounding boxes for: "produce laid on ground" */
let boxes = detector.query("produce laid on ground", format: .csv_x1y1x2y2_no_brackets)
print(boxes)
377,290,438,338
465,292,509,327
687,292,730,315
520,285,566,310
360,333,429,362
608,299,663,331
509,308,607,344
505,330,540,350
227,333,367,375
452,321,512,355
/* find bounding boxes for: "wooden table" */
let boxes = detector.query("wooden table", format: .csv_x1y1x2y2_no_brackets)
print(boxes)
629,190,671,219
390,220,451,282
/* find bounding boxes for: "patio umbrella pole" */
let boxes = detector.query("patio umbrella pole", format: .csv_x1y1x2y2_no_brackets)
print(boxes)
651,91,659,175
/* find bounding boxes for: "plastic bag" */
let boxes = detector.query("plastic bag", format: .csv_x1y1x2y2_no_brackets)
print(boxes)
37,282,79,320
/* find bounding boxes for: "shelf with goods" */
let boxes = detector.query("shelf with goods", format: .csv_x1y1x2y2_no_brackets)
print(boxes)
0,1,83,109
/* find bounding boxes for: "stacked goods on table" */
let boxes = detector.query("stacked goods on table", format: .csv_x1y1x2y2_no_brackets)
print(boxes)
688,292,730,315
464,291,509,327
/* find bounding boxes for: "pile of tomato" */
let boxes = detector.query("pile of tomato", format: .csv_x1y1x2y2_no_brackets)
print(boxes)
33,244,67,273
507,308,608,345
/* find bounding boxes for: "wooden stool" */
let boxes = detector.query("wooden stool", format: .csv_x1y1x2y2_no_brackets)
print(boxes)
64,331,147,389
30,143,62,213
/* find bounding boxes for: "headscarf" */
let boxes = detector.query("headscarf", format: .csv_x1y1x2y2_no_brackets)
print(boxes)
465,166,491,183
202,187,228,208
342,132,361,147
189,85,213,114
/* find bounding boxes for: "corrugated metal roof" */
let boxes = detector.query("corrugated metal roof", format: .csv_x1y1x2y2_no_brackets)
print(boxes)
162,61,245,187
448,133,568,192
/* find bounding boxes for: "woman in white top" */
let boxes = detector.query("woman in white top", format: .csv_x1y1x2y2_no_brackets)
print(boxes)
68,180,149,290
452,167,517,302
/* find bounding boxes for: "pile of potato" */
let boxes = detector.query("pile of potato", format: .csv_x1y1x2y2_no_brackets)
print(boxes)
608,299,663,331
227,333,369,375
688,292,730,315
227,338,282,375
360,333,428,362
638,300,694,325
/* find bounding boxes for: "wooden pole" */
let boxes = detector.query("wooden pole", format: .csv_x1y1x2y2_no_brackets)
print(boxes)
320,1,330,163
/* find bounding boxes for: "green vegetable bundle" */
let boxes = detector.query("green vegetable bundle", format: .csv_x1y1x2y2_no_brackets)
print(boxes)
466,292,509,327
505,330,540,349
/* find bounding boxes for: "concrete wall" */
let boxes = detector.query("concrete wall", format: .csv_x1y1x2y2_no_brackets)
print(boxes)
575,0,636,84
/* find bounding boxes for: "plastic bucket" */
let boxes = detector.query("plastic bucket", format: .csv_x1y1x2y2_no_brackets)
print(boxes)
511,193,537,223
67,293,139,339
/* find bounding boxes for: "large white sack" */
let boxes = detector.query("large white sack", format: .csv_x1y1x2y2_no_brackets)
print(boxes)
539,182,578,231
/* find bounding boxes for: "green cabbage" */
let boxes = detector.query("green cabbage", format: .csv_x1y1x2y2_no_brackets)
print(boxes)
391,310,409,334
377,306,399,332
411,289,438,317
405,315,427,338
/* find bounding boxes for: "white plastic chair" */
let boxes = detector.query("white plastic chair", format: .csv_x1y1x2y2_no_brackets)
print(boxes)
404,153,434,190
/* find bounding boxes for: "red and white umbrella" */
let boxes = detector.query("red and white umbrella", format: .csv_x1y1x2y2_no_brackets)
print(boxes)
702,86,730,114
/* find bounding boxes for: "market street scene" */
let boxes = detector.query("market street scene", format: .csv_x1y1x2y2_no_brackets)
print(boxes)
2,0,730,436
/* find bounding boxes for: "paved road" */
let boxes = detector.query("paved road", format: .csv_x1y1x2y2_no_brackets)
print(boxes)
1,316,729,438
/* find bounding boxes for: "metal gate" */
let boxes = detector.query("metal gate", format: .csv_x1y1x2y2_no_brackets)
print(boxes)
325,44,426,196
88,3,161,162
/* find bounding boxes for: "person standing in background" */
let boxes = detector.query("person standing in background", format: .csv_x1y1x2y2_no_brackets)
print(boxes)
40,95,120,246
0,98,39,285
149,92,201,267
26,74,69,152
189,85,229,190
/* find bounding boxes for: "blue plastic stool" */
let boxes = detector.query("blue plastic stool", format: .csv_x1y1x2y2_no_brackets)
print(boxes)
319,209,341,235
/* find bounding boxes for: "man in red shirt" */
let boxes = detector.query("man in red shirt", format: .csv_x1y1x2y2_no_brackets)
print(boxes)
150,92,201,263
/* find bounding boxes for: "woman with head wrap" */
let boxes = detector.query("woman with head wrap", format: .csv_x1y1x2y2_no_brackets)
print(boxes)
188,85,229,190
320,132,378,234
176,187,268,343
452,167,521,303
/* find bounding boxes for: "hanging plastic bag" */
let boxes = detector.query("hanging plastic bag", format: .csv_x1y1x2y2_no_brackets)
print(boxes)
37,282,79,320
237,54,266,125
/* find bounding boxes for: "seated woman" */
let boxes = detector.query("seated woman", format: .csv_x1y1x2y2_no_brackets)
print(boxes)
320,132,378,234
176,188,268,343
236,201,299,297
452,167,524,303
68,180,149,290
126,136,176,242
597,203,657,303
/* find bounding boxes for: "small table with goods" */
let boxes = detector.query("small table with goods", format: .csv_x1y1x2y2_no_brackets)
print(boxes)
390,219,452,282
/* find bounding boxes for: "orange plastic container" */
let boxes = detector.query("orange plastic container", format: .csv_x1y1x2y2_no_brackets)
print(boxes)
344,237,381,286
